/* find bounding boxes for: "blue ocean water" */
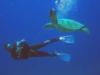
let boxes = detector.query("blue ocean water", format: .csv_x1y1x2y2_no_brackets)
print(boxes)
0,0,100,75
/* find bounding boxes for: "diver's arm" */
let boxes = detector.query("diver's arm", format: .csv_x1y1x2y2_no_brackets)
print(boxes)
31,38,60,50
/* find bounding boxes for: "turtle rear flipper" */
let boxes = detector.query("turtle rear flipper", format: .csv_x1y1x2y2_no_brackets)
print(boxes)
50,8,58,25
44,23,55,29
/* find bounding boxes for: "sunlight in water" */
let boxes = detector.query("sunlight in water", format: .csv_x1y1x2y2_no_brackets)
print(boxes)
55,0,77,18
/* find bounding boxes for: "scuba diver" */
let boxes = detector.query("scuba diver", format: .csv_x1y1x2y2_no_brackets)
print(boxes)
4,35,74,62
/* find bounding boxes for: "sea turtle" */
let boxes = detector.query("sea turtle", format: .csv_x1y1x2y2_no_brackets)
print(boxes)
44,9,90,34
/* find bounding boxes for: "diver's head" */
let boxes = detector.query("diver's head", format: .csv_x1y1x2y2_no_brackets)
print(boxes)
5,43,13,49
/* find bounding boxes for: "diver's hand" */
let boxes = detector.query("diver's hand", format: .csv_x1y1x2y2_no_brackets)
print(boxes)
59,35,75,44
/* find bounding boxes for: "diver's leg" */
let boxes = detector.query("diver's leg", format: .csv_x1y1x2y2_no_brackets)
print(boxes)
31,35,74,50
29,50,71,62
31,38,60,50
29,50,56,57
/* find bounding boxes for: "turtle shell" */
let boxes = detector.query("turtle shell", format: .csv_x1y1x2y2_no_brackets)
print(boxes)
57,19,84,30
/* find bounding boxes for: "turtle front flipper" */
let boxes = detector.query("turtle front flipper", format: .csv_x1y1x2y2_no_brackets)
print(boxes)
49,8,58,25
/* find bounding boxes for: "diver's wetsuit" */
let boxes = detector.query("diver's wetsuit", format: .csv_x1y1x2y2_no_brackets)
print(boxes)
4,38,60,59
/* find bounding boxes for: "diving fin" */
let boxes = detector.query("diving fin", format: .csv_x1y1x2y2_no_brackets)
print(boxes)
55,52,71,62
59,35,75,44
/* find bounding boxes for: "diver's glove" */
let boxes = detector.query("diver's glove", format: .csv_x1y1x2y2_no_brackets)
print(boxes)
59,35,75,44
54,51,71,62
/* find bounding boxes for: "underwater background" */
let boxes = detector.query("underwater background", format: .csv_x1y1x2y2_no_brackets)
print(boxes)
0,0,100,75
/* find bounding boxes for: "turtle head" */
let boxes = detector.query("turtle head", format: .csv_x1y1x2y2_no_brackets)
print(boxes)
80,27,90,35
44,23,55,29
